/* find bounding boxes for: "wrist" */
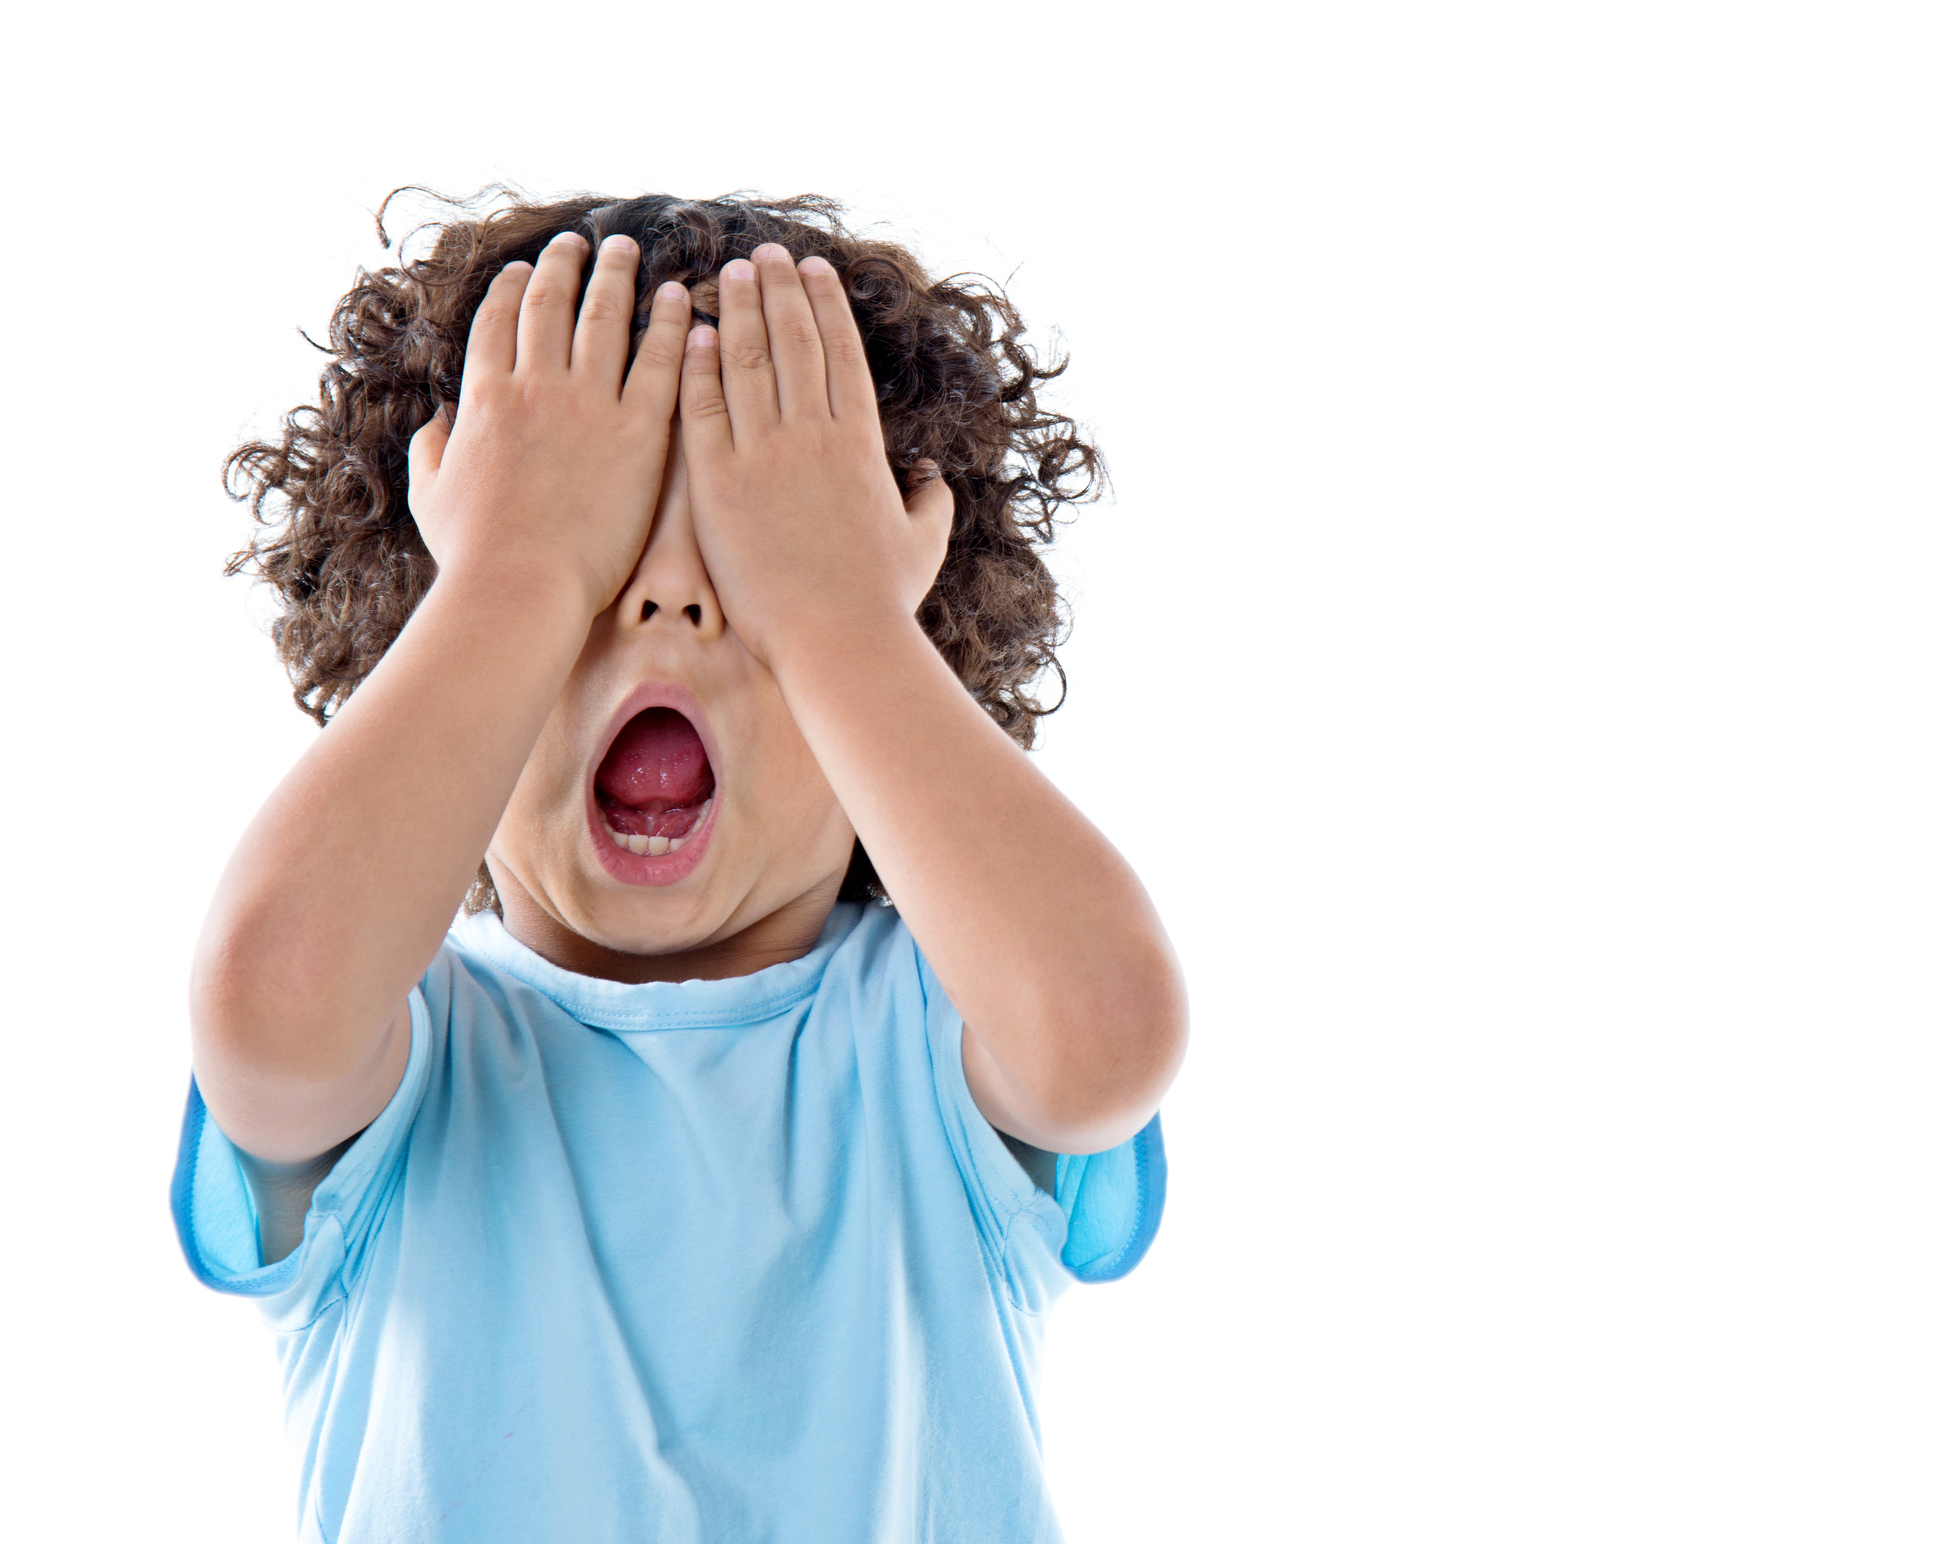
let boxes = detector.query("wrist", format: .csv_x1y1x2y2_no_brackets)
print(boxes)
429,546,604,631
765,604,933,692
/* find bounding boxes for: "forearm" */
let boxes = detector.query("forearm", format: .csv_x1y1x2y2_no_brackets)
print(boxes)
191,559,591,1156
773,614,1187,1150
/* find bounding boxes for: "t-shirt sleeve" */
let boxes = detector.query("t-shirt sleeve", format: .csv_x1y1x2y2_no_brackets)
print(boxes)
169,978,436,1323
915,941,1168,1287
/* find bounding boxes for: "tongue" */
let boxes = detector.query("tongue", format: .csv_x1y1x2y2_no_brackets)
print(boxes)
596,708,713,810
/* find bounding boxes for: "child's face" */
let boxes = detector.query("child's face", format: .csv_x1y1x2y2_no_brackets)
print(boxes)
482,421,857,978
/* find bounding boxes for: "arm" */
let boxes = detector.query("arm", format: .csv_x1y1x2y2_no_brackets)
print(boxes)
678,247,1187,1155
191,232,692,1171
776,613,1186,1153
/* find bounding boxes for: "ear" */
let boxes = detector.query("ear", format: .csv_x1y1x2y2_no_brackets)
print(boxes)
904,459,954,594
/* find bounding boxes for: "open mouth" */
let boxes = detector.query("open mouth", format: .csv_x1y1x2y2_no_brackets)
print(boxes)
590,705,717,870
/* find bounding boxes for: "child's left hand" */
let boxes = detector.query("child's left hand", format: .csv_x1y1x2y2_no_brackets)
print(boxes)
676,246,954,669
680,245,1184,1159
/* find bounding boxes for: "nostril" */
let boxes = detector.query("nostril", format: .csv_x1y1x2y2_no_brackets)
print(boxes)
684,604,702,626
641,601,659,623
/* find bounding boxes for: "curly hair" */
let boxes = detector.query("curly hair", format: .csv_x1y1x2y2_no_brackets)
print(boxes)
225,187,1103,912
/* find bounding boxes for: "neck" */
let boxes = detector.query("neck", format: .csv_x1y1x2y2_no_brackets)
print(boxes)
492,870,846,984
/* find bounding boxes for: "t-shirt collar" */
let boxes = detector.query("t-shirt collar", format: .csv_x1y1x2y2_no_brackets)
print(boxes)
446,902,865,1032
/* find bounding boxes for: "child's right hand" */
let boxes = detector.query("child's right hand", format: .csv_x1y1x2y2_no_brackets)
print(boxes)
192,231,694,1186
406,231,692,616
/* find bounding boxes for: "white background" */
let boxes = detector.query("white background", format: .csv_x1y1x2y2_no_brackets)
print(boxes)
2,2,1935,1539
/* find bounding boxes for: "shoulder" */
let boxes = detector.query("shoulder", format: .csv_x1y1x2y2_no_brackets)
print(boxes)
433,912,572,1033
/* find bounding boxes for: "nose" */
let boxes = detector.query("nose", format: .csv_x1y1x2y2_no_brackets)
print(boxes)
615,429,725,642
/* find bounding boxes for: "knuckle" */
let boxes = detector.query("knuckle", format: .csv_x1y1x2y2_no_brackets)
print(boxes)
460,380,505,416
683,392,730,421
777,317,821,351
633,336,683,373
577,294,625,326
722,339,772,373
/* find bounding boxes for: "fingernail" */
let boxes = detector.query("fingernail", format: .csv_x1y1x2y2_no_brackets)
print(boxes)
555,231,588,248
686,325,718,350
657,280,686,302
724,259,757,282
799,255,833,277
601,233,635,254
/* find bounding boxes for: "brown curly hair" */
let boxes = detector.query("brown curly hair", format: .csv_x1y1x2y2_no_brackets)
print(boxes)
225,187,1102,912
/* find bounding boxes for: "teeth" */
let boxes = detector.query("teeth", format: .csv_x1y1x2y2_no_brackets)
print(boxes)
601,796,712,859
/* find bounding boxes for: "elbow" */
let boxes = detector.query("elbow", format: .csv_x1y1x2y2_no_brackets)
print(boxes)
190,908,289,1072
1019,942,1190,1155
190,912,256,1068
190,915,405,1167
189,901,354,1088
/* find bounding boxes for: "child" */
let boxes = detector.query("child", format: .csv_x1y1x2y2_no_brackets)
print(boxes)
172,189,1187,1543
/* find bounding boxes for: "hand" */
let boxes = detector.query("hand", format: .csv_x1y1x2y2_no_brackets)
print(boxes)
676,245,953,670
407,231,692,615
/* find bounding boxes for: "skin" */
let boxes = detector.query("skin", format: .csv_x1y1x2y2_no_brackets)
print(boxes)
191,232,1188,1265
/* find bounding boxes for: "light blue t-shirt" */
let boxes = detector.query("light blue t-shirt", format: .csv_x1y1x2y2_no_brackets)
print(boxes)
171,900,1166,1543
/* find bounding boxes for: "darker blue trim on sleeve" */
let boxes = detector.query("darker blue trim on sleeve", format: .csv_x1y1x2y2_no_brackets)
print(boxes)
1064,1112,1168,1284
170,1074,301,1296
171,1075,222,1288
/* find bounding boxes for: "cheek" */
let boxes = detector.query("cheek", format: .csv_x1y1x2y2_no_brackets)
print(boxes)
745,703,851,848
496,709,590,853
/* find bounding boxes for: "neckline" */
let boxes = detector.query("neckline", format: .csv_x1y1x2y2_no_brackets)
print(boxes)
447,903,865,1031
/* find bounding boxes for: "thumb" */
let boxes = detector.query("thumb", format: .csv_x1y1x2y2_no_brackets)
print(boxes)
407,403,453,505
904,460,954,583
406,404,455,560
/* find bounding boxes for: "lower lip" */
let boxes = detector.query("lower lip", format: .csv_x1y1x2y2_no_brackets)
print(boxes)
586,795,718,887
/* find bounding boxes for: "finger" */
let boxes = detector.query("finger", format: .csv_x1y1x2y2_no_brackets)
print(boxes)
622,280,693,418
461,262,531,389
751,243,826,420
406,405,453,495
679,324,734,458
798,255,878,427
571,234,641,390
515,231,590,374
714,257,779,430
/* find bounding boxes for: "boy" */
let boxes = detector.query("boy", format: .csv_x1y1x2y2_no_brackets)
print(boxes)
173,190,1187,1543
